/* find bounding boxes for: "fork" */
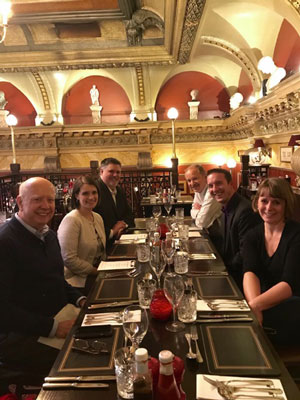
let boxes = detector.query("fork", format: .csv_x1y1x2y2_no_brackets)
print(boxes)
190,325,203,363
203,376,283,399
206,301,248,310
104,269,138,278
217,384,284,400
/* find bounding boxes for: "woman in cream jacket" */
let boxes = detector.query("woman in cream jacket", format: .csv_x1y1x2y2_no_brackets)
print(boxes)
58,175,106,294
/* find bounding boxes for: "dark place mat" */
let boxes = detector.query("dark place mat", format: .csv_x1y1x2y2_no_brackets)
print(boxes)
56,327,122,375
188,239,213,254
201,324,280,376
93,278,136,302
195,276,242,299
107,244,137,259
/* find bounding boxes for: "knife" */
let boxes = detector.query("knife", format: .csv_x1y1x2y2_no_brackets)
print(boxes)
88,300,138,309
43,382,109,389
45,375,116,382
197,314,250,319
188,271,228,276
196,317,253,323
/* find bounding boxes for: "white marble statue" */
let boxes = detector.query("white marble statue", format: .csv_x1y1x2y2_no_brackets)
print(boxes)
90,85,100,106
0,91,7,109
190,89,199,101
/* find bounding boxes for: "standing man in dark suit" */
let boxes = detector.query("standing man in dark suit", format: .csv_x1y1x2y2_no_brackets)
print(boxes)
94,158,135,247
207,168,261,290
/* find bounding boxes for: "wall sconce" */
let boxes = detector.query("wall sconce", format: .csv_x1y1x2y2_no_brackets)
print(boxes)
227,158,237,175
254,139,272,158
212,155,226,167
288,135,300,149
0,0,12,44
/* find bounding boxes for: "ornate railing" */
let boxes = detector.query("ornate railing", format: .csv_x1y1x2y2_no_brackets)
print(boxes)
0,165,174,227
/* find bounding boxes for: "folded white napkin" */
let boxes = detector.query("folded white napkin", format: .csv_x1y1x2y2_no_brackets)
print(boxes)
189,231,201,237
119,233,147,241
98,260,135,271
82,312,122,326
196,374,286,400
197,299,250,312
38,304,80,349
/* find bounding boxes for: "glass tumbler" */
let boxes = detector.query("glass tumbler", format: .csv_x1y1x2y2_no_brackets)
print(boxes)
178,289,197,323
114,347,134,399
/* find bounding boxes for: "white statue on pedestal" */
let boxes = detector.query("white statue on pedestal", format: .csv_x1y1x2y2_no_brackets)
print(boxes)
90,85,100,106
0,91,7,109
190,89,199,101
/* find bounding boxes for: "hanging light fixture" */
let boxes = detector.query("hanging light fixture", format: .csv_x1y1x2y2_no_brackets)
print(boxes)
0,0,12,44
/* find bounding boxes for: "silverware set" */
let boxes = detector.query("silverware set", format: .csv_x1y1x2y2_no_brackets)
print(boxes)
206,299,248,311
184,326,203,363
83,312,123,325
203,375,284,400
103,268,139,278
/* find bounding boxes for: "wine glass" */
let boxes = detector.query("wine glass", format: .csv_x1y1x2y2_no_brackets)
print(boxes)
149,246,166,288
152,205,161,219
122,305,149,349
164,203,172,219
163,273,185,332
161,238,176,272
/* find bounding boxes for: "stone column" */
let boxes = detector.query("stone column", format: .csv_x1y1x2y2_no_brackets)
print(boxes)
0,110,9,127
90,105,103,124
188,101,200,120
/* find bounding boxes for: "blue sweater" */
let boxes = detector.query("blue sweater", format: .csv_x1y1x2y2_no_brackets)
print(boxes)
0,216,82,337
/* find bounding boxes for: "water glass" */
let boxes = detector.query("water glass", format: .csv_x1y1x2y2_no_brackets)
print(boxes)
178,290,197,323
137,278,157,309
178,224,189,241
114,347,134,399
174,251,189,274
175,208,184,222
137,244,150,263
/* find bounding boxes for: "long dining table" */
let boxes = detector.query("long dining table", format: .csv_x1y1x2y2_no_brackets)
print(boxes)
37,218,300,400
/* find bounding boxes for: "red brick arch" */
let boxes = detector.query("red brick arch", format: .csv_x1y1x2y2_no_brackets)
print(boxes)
0,82,36,126
62,76,132,125
155,71,230,120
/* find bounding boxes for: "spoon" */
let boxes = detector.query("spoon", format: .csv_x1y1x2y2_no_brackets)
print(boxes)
184,333,196,359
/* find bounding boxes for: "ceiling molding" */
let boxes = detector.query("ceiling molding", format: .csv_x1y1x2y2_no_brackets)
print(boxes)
178,0,206,64
202,36,261,91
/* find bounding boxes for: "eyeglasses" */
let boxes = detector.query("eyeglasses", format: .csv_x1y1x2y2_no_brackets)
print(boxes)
72,338,109,355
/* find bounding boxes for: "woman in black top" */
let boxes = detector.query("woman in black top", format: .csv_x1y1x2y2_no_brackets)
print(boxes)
243,178,300,343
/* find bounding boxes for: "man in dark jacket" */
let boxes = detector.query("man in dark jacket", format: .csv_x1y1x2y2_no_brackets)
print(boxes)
0,177,85,379
207,168,261,289
94,157,135,247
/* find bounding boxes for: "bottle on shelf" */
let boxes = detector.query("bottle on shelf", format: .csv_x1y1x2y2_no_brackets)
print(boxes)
162,188,168,204
155,350,181,400
133,348,153,400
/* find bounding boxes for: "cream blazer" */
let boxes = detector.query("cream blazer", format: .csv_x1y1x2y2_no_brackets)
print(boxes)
57,209,106,287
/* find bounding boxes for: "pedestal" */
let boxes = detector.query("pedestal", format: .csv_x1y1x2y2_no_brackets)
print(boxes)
90,105,102,124
188,101,200,120
0,109,9,127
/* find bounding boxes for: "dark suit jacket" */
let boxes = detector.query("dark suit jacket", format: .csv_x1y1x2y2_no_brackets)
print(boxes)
94,179,135,244
218,192,262,288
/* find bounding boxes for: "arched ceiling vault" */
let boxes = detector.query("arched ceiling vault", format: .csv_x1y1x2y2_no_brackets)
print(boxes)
0,0,300,122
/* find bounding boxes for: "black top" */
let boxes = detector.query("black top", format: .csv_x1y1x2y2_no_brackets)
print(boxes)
218,192,261,275
243,219,300,295
94,179,135,243
0,216,82,337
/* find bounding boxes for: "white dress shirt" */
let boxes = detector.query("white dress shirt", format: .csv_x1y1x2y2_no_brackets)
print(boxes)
191,185,222,228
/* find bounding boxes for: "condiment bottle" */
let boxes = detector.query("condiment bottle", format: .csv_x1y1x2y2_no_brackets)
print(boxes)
155,350,181,400
133,348,153,400
173,356,186,400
